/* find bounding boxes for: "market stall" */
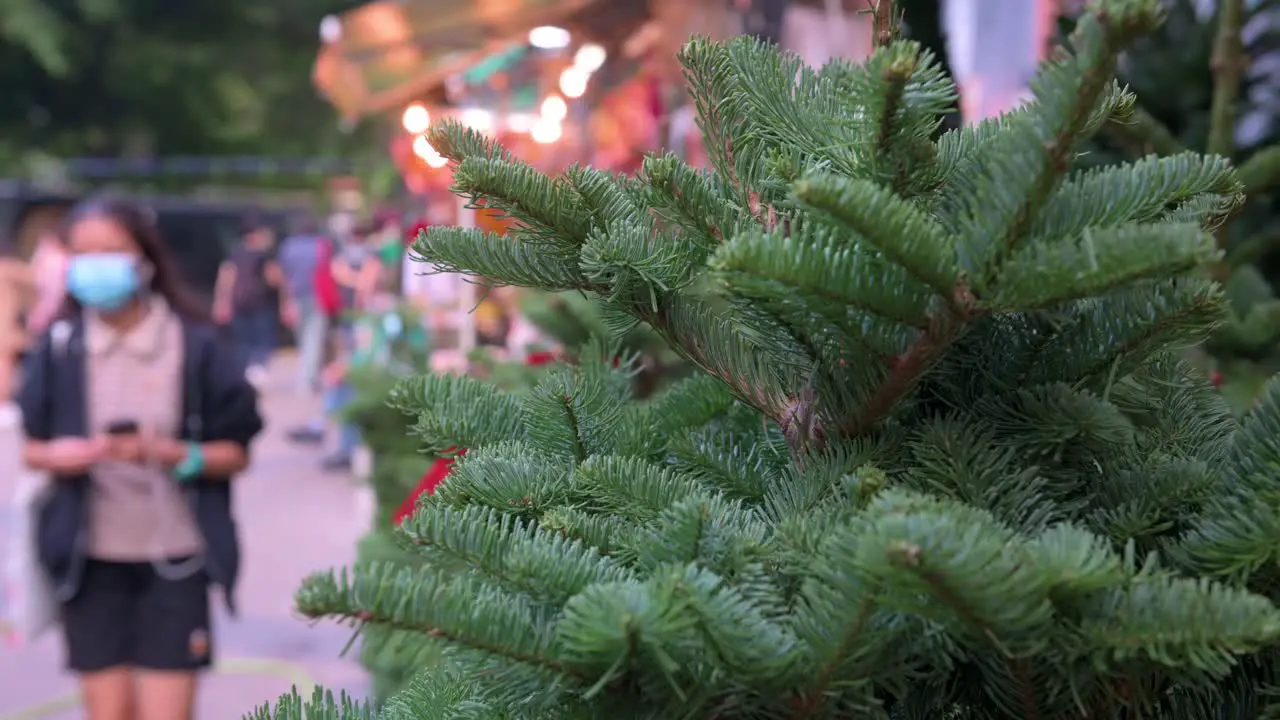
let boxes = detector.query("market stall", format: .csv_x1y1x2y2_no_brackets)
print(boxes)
312,0,601,121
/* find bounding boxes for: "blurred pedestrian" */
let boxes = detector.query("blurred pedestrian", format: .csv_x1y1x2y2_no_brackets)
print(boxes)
213,215,281,388
285,228,345,445
17,195,263,720
330,222,382,325
286,218,382,451
275,217,329,395
370,209,405,294
315,295,397,472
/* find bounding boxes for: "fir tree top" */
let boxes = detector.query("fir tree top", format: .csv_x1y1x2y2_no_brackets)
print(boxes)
250,1,1280,718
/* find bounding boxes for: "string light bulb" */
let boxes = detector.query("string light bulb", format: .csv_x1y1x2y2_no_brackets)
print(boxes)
559,67,588,99
412,135,448,168
540,95,568,122
459,107,495,134
531,117,563,144
505,112,537,133
528,26,571,49
573,43,606,72
401,104,430,134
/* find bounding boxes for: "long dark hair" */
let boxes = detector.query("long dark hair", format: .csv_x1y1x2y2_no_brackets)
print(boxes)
61,195,207,321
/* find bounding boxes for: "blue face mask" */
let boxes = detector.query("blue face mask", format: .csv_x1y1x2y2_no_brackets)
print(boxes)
67,253,142,311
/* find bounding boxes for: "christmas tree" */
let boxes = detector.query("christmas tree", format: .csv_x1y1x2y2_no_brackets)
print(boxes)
250,1,1280,717
334,304,441,703
468,290,690,396
1079,0,1280,408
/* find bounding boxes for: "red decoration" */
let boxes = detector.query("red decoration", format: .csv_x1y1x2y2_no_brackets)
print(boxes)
405,219,430,246
392,450,463,526
526,350,559,367
391,350,564,526
1211,370,1225,388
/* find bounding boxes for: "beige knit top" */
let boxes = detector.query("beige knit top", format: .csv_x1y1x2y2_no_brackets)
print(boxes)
84,297,204,561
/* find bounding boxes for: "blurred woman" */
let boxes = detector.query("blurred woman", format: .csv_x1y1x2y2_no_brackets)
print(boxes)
18,196,263,720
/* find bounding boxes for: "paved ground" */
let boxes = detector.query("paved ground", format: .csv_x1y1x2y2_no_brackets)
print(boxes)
0,358,373,719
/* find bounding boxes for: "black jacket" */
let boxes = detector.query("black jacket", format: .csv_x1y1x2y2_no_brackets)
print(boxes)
18,314,263,612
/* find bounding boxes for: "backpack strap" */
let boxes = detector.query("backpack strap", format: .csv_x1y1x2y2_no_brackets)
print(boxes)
180,321,205,442
34,317,82,439
49,319,72,357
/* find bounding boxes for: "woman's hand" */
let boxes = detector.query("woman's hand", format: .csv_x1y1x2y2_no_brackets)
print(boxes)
143,436,189,469
35,436,109,474
212,301,233,325
105,433,145,464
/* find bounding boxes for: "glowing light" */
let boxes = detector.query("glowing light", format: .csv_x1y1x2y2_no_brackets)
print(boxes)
531,117,563,144
401,104,430,134
320,15,342,43
573,43,607,72
559,67,588,99
528,26,571,49
505,112,537,133
540,95,568,122
459,107,495,134
412,135,448,168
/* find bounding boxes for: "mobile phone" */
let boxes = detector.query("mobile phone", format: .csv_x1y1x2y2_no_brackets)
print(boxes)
105,419,140,436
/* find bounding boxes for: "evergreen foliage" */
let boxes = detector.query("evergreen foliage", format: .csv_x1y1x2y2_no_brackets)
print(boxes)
1074,0,1280,407
336,305,440,703
249,1,1280,717
469,291,690,395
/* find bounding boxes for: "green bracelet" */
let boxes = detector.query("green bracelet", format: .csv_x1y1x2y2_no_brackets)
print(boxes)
174,442,205,482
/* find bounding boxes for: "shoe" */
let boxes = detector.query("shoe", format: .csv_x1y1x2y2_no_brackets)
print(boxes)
321,454,353,473
287,427,325,444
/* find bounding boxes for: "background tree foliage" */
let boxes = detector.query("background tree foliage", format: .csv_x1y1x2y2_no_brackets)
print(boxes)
0,0,370,165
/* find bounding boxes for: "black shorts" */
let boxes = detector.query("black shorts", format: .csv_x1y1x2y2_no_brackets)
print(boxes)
61,558,213,673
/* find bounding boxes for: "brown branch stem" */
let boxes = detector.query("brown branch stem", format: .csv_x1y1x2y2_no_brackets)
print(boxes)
1012,658,1041,720
789,595,877,720
841,283,975,437
868,0,898,48
893,542,1040,719
985,19,1128,280
1207,0,1246,160
638,302,788,421
320,609,581,678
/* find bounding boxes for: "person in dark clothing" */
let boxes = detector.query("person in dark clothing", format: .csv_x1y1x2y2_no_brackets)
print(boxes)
18,195,263,720
213,216,281,388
